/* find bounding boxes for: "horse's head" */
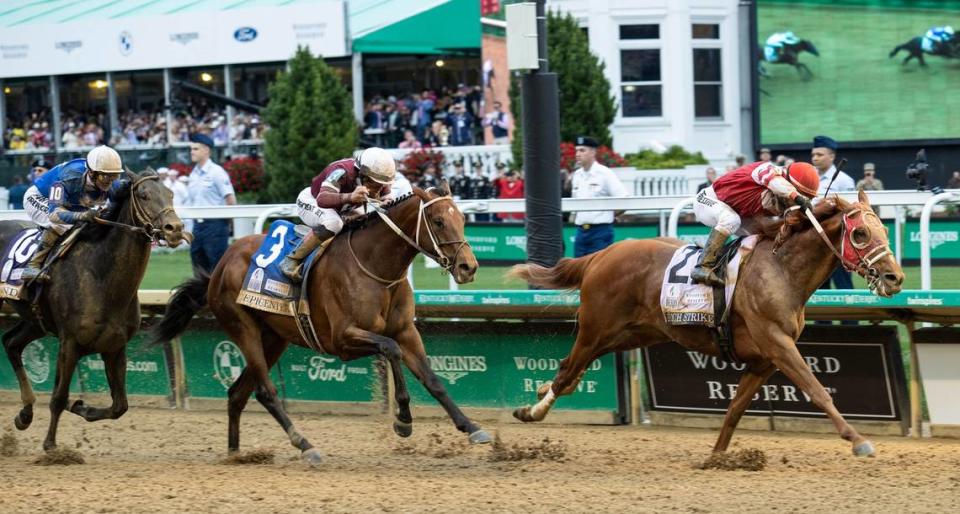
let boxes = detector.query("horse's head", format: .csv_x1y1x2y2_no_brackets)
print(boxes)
799,39,820,57
125,169,187,247
418,181,478,284
837,190,903,297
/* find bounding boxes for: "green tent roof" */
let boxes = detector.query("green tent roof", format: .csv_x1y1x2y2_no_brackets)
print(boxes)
350,0,479,54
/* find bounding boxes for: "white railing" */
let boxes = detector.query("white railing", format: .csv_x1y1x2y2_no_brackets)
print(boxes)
920,190,960,290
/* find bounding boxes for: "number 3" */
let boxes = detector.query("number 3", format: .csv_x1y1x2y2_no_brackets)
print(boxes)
255,224,289,267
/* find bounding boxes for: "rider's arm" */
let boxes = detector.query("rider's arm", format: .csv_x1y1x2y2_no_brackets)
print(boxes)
751,163,799,200
47,182,87,224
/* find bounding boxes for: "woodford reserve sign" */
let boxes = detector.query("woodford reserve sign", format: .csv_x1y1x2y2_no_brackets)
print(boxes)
643,326,908,423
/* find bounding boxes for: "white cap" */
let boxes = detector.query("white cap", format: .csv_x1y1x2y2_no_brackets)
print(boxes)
357,147,397,185
86,145,123,174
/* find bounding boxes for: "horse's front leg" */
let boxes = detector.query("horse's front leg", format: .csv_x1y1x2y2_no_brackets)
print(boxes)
340,326,413,438
394,325,491,444
70,349,128,422
713,361,777,452
765,332,874,457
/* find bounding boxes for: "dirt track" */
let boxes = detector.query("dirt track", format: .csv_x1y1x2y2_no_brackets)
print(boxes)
1,405,958,513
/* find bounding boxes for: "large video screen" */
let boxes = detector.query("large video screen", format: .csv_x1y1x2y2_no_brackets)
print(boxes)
757,0,960,145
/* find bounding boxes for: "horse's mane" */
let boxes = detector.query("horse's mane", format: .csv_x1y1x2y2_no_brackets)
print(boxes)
79,168,156,241
341,190,423,232
755,195,847,249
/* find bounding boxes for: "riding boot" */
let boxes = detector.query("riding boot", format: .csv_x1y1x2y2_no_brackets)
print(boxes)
690,228,729,288
20,229,61,283
279,228,335,282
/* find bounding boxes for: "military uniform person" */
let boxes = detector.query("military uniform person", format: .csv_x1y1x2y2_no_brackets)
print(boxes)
449,157,471,199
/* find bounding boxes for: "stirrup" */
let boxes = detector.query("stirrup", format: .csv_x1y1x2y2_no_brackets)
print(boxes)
280,259,304,282
691,267,724,288
20,268,49,283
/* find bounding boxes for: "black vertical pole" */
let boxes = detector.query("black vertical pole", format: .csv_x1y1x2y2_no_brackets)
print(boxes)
522,0,563,270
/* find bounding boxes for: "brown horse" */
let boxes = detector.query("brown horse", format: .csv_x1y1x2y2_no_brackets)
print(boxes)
150,185,491,465
509,190,904,456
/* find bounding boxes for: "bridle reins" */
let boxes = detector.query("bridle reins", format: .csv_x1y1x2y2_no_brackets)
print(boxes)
347,195,468,287
93,174,177,243
795,204,892,292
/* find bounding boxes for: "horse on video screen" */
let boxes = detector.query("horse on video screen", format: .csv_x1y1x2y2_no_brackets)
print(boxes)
510,190,904,457
889,35,960,66
150,184,492,466
758,37,820,80
0,169,185,452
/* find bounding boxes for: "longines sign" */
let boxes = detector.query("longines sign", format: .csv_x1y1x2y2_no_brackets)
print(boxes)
643,326,908,422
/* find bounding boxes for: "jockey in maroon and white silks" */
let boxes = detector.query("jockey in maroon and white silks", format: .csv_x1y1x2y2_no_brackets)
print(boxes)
279,147,396,281
691,161,820,287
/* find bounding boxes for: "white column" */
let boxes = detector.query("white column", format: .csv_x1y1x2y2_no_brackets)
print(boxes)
665,0,692,146
352,52,364,121
0,80,6,146
50,76,62,151
163,69,174,144
224,64,234,148
107,71,120,142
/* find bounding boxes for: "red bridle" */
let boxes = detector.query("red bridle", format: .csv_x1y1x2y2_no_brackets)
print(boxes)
798,203,892,293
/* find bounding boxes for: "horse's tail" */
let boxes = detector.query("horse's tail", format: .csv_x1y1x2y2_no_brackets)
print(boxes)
507,253,600,290
148,269,210,346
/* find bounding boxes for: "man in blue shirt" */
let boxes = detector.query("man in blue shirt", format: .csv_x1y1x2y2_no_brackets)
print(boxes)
186,133,236,274
8,175,28,210
445,102,474,146
21,146,128,281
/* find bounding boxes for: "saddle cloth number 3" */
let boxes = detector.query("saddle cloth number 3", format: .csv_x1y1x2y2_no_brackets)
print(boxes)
255,224,289,268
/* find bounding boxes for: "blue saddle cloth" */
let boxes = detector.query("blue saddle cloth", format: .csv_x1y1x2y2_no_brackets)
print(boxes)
238,221,325,316
0,227,43,299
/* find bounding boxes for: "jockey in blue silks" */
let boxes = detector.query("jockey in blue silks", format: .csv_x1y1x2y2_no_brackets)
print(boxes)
764,31,801,63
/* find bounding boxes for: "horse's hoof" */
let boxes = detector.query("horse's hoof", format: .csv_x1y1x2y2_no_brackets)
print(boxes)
13,412,31,431
301,448,323,467
69,400,85,415
513,407,534,423
393,420,413,438
852,440,876,457
468,430,492,444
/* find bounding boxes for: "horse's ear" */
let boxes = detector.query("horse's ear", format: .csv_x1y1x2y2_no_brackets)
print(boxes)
858,188,870,207
435,179,451,197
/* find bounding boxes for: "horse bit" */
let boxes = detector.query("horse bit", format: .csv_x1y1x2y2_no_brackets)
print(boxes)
348,195,468,287
93,174,177,243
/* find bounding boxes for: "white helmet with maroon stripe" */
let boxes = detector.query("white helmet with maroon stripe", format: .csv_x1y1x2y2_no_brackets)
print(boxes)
357,147,396,185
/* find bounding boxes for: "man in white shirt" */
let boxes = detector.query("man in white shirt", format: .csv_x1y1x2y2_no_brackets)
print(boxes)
570,136,627,257
811,135,855,298
812,135,855,195
186,133,236,273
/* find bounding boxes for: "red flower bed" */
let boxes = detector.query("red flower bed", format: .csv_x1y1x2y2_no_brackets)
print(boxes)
559,142,627,172
167,162,193,176
402,149,445,180
222,157,265,195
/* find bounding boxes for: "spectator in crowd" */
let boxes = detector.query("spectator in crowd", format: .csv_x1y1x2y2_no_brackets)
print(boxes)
811,135,855,317
856,163,884,191
449,158,471,199
571,136,627,257
417,162,442,190
494,163,524,222
949,171,960,189
397,129,422,150
735,154,746,167
812,135,854,194
445,102,474,146
424,120,447,147
186,133,236,274
758,147,772,162
469,159,494,221
724,164,737,173
28,157,52,184
8,175,28,210
159,167,189,207
483,101,511,145
415,90,435,138
364,102,385,131
697,166,717,192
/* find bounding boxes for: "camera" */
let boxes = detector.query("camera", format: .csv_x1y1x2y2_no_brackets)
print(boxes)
906,149,944,194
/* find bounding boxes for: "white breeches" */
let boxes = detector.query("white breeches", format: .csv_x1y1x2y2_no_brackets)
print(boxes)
694,187,742,235
296,187,345,234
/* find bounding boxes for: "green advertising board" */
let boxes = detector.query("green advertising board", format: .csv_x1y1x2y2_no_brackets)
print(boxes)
178,330,283,399
466,220,960,262
408,322,620,413
275,346,377,403
0,337,79,394
77,335,171,397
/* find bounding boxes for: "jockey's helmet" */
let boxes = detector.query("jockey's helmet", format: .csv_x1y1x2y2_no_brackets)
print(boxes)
785,162,819,198
357,147,396,185
86,145,124,174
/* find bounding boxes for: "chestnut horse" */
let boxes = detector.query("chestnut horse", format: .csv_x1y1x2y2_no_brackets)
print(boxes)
510,190,904,456
150,185,491,465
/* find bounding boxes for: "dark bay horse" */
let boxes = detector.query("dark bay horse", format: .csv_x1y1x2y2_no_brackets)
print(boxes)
758,39,820,79
0,169,185,451
889,36,960,66
510,190,904,457
149,185,491,466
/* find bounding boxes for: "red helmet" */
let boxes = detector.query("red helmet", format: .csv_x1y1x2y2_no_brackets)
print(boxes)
785,162,819,197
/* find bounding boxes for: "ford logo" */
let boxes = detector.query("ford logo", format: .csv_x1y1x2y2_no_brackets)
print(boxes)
234,27,257,42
